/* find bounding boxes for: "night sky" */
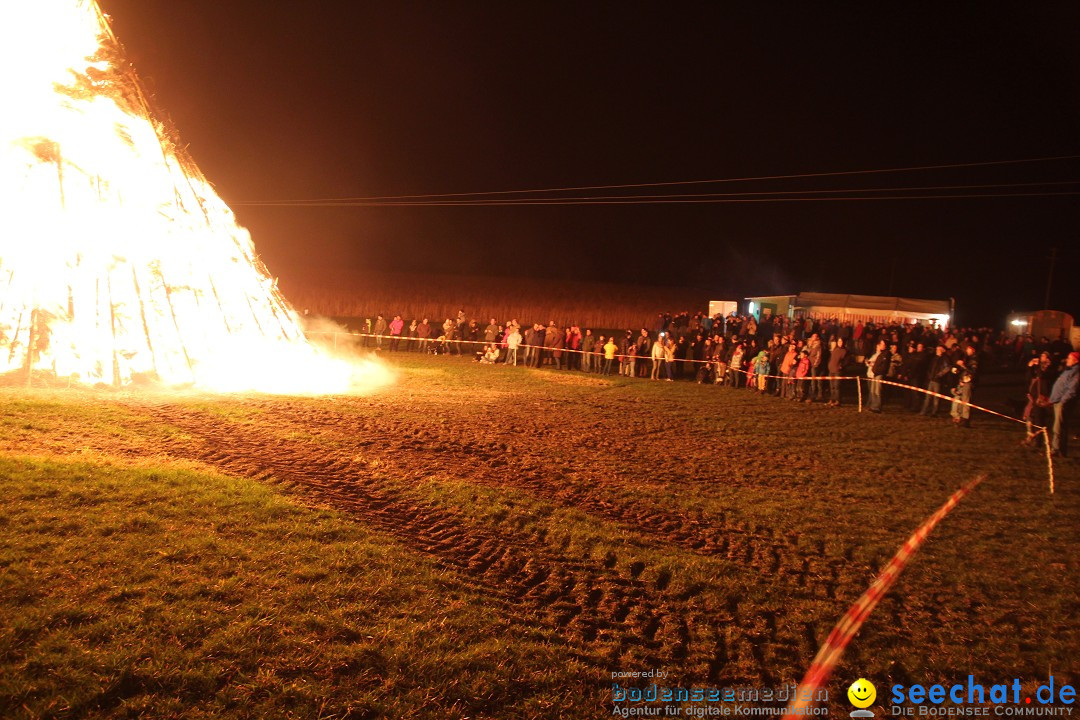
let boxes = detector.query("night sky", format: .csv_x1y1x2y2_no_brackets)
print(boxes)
100,1,1079,325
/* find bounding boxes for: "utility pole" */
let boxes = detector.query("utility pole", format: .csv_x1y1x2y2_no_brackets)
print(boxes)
1043,246,1057,309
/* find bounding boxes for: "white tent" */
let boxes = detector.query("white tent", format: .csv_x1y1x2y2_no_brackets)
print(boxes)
793,293,951,325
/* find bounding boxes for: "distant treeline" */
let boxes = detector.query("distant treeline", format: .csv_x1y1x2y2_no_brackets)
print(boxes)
280,272,713,330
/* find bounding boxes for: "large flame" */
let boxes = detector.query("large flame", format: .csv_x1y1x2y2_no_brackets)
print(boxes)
0,1,389,394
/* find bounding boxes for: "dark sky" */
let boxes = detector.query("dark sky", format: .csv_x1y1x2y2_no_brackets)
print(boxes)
100,1,1079,325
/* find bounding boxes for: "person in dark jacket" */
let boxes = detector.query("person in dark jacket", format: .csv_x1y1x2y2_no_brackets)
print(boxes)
908,342,932,411
826,337,847,406
543,321,559,368
920,345,951,417
949,345,980,427
635,329,652,377
372,314,388,350
1049,351,1079,457
580,329,595,373
523,324,538,367
1021,352,1056,447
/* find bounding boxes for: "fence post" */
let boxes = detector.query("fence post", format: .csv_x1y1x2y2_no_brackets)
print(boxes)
856,376,863,413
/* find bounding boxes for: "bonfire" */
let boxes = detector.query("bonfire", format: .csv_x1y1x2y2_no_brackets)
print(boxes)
0,0,385,394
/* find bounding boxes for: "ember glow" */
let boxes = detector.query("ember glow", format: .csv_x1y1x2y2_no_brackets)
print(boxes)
0,1,390,393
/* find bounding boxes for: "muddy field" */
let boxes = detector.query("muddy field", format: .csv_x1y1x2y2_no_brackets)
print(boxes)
2,354,1078,716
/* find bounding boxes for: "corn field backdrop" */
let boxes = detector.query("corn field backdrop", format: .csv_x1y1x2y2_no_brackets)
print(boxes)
280,272,717,330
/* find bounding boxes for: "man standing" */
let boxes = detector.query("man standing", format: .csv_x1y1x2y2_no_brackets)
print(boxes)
826,337,847,406
866,340,890,413
950,345,980,427
580,329,595,372
484,318,499,344
807,333,823,403
920,345,950,417
1049,351,1079,457
523,324,538,367
906,341,930,412
635,329,651,377
373,314,388,350
416,318,431,353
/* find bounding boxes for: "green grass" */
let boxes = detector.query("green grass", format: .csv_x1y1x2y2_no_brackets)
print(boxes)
0,458,598,719
0,356,1077,718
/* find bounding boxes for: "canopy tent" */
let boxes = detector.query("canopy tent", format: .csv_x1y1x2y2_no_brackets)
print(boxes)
793,293,951,325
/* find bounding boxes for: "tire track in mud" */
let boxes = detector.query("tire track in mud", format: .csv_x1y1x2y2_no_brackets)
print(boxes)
253,400,843,598
144,402,786,684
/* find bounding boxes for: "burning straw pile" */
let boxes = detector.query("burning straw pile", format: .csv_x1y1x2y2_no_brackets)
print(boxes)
0,1,386,393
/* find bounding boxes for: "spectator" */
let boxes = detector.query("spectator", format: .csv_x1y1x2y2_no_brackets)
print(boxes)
373,314,388,350
780,342,797,399
416,318,431,353
484,318,499,344
905,342,930,412
1048,351,1079,457
523,324,538,367
593,334,606,372
651,335,665,380
581,329,595,372
827,337,847,406
506,325,522,367
867,340,890,413
388,314,404,351
663,337,676,381
728,343,744,387
406,319,418,350
1021,352,1055,447
552,323,566,370
618,331,632,377
635,329,651,378
950,345,979,427
753,350,769,393
567,326,582,371
919,345,950,417
543,321,559,368
795,348,811,401
603,336,618,376
807,334,823,403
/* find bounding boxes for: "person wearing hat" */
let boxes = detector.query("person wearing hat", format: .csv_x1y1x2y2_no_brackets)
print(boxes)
1048,351,1079,457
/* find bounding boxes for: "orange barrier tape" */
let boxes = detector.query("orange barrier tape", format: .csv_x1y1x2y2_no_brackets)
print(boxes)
782,475,985,720
1043,428,1055,495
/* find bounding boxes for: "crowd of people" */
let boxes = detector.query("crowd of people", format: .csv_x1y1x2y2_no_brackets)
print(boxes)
358,310,1079,458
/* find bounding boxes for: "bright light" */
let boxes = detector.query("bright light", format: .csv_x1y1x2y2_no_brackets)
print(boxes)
0,1,391,394
748,301,756,315
1011,319,1028,327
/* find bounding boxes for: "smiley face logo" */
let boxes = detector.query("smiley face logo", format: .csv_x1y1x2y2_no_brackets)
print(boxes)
848,678,877,709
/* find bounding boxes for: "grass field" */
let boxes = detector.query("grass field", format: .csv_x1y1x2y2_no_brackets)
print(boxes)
1,355,1077,719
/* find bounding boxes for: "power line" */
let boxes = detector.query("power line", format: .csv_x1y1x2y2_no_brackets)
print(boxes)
231,153,1080,205
236,180,1080,207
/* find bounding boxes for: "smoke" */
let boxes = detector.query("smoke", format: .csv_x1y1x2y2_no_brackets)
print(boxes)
299,314,397,394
